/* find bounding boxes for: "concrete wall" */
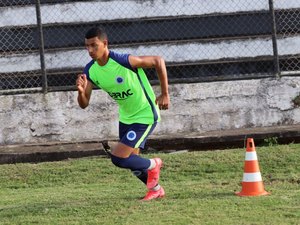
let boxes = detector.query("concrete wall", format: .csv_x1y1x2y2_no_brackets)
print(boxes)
1,76,300,145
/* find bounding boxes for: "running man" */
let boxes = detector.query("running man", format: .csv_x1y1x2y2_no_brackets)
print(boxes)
76,27,170,200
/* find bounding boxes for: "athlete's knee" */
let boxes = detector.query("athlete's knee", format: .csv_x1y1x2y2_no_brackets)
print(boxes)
111,154,130,169
110,153,150,171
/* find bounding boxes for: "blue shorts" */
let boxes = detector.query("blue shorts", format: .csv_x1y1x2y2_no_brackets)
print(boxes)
119,122,157,149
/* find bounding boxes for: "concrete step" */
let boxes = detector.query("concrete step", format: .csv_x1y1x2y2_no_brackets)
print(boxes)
1,125,300,164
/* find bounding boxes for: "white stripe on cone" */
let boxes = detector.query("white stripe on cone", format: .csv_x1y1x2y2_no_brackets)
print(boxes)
245,152,258,161
242,172,262,182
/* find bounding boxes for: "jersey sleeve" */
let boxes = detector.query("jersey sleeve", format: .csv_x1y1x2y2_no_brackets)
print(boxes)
83,60,96,84
109,51,135,72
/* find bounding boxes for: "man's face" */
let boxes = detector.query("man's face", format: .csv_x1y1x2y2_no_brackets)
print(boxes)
85,37,107,60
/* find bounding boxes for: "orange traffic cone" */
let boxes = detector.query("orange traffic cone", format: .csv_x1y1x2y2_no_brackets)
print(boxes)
236,138,269,196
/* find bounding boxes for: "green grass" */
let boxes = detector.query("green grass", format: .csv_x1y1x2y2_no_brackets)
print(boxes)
0,144,299,225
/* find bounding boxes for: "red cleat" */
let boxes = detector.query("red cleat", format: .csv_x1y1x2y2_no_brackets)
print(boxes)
147,158,163,189
142,187,165,201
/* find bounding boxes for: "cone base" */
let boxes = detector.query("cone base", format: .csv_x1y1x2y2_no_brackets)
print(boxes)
235,190,269,197
235,181,269,197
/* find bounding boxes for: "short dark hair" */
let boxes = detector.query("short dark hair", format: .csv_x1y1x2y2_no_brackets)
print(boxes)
85,27,107,40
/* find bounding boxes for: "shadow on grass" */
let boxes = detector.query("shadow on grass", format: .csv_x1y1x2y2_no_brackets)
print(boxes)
140,191,237,201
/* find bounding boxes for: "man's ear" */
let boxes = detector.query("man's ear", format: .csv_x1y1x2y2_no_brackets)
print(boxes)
103,39,108,47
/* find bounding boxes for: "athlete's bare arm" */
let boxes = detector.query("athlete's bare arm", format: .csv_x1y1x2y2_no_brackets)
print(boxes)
129,55,170,110
76,74,93,109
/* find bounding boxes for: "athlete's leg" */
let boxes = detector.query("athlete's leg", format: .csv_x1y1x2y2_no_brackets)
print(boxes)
129,149,163,190
130,148,148,185
110,122,164,200
110,143,163,200
112,122,157,171
111,142,135,158
132,148,140,155
110,142,155,171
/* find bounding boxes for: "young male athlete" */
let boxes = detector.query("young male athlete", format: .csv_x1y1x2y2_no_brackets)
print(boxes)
76,27,170,201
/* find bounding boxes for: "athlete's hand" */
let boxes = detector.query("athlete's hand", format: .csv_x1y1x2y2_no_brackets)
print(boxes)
156,93,170,110
76,74,88,94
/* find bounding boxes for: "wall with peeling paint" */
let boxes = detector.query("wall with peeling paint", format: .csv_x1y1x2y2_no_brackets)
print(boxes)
1,77,300,145
1,1,300,145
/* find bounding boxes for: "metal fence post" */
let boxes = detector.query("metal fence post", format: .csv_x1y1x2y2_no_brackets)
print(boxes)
35,0,48,93
269,0,280,78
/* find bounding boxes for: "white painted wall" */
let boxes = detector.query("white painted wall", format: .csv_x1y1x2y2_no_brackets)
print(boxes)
1,77,300,145
2,36,300,73
1,0,300,73
0,0,270,27
1,0,298,27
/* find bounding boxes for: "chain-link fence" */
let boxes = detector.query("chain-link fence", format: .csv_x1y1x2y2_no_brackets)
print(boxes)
0,0,300,94
275,1,300,75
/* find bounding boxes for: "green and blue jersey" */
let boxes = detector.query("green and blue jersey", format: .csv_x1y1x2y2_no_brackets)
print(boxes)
83,51,160,125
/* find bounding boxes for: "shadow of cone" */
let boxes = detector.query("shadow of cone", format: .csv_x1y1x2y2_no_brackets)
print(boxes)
236,138,269,197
